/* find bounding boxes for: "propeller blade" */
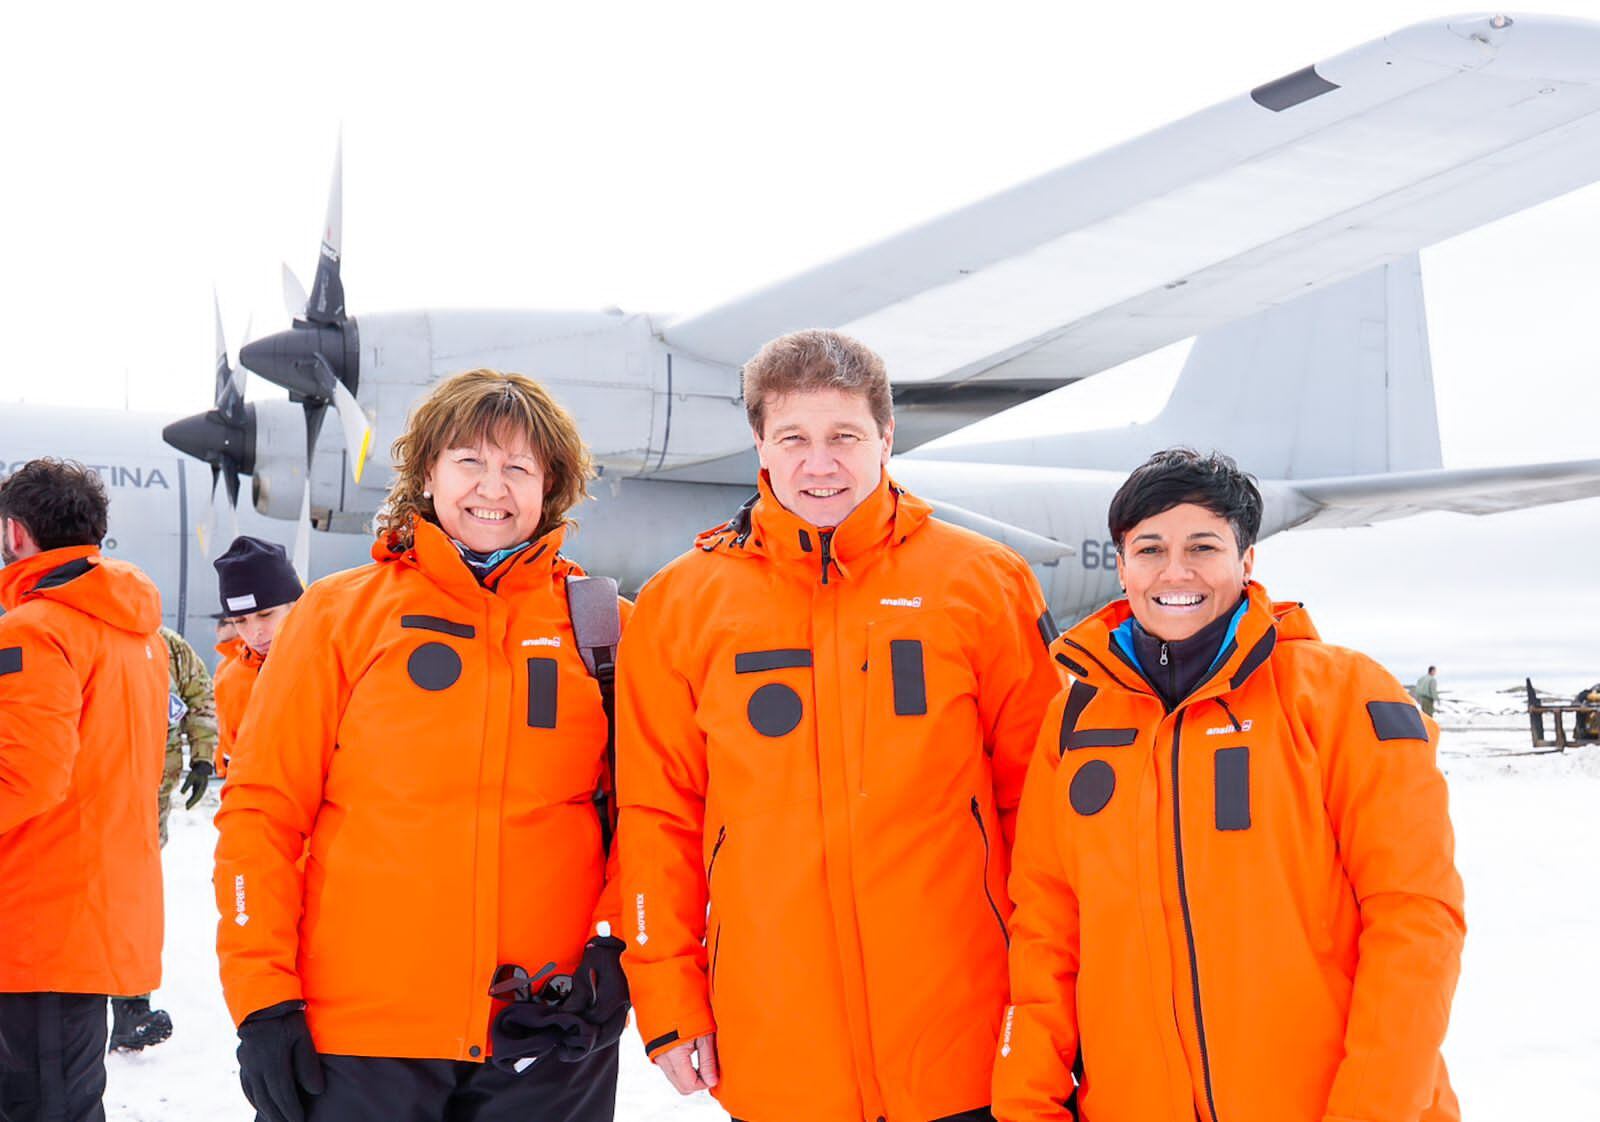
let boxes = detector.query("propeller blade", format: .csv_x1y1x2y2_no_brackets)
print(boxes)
292,480,312,587
230,315,253,406
282,263,309,321
197,467,221,557
223,462,242,511
212,289,230,406
306,135,345,326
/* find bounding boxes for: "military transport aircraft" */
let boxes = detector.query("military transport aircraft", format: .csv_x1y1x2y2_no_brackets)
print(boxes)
8,13,1600,658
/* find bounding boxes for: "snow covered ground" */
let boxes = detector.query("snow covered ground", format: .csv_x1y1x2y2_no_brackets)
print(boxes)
105,688,1599,1119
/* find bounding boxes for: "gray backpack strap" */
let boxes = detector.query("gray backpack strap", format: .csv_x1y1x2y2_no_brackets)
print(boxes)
567,576,622,677
568,575,622,854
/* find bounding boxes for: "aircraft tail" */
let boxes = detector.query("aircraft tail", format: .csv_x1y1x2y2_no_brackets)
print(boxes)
915,254,1443,479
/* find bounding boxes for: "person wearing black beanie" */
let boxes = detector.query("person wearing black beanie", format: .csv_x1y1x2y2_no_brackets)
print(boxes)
210,536,302,781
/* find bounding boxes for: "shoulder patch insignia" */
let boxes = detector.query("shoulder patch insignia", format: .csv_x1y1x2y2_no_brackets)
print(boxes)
1367,700,1428,743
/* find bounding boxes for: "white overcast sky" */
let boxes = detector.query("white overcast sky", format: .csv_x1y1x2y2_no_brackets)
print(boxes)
2,0,1598,683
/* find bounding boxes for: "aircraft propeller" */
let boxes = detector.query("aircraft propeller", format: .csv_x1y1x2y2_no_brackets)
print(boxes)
162,292,254,556
236,136,373,580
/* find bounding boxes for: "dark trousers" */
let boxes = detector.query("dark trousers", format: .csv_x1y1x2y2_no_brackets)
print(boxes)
0,993,108,1122
299,1046,618,1122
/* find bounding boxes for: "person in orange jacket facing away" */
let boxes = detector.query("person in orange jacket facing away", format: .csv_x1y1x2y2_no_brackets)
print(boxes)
994,449,1465,1122
210,535,302,779
213,370,628,1122
0,459,168,1122
618,330,1063,1122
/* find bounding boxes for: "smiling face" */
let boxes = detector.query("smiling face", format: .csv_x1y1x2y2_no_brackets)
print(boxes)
1116,502,1254,641
425,430,546,553
756,387,894,528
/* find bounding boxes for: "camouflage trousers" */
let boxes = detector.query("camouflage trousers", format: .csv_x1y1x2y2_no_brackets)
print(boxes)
156,738,184,848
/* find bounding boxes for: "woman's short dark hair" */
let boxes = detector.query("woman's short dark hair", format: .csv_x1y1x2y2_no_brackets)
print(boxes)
0,458,109,550
1107,448,1262,555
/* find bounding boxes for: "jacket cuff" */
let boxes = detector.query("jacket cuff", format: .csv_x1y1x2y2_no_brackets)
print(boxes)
642,1012,717,1061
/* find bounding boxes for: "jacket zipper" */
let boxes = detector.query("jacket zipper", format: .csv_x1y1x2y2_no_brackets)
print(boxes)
708,826,727,995
818,529,835,585
710,924,722,995
969,797,1010,948
706,825,727,884
1170,710,1220,1122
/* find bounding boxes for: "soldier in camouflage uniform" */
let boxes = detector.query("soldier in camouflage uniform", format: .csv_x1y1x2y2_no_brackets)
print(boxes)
156,624,218,845
109,626,218,1052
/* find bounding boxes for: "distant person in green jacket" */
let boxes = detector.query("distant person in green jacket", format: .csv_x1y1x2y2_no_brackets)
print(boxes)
1414,665,1441,717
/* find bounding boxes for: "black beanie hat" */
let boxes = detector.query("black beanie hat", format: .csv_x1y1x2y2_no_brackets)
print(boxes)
214,536,302,617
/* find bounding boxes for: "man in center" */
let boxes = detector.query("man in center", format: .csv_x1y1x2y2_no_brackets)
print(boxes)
618,329,1063,1121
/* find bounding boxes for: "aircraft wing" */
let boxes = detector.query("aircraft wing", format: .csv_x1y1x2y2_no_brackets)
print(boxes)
663,15,1600,391
1275,459,1600,530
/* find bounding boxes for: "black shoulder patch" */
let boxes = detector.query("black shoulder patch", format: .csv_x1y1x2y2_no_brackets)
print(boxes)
1229,630,1277,690
1056,679,1099,757
1367,700,1428,743
1036,609,1061,648
401,615,476,639
1055,652,1089,678
0,647,21,677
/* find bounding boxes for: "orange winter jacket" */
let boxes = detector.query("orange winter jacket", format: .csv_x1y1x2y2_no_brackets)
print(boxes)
618,473,1063,1122
214,518,625,1060
212,638,263,779
0,546,169,995
995,584,1464,1122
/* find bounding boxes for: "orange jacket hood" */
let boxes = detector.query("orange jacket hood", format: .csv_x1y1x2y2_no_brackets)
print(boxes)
0,546,163,634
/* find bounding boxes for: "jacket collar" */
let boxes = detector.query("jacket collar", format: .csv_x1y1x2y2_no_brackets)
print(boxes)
373,516,574,602
0,545,100,612
1053,581,1318,708
215,636,265,672
694,472,932,583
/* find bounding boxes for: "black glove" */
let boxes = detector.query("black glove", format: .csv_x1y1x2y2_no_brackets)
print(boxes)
491,936,630,1069
564,935,629,1051
180,760,214,810
237,1001,324,1122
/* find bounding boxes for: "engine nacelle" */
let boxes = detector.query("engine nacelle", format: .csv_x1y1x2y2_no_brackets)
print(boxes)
249,400,311,520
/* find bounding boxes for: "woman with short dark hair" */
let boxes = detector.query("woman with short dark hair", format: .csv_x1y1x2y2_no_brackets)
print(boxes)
994,448,1465,1122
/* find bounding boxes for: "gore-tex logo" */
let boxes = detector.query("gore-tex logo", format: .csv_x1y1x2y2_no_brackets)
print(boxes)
879,597,922,608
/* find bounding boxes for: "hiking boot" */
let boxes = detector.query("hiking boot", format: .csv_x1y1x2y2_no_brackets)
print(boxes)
108,997,173,1051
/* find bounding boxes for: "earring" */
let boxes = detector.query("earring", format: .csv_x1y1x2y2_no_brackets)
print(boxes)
422,490,431,499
